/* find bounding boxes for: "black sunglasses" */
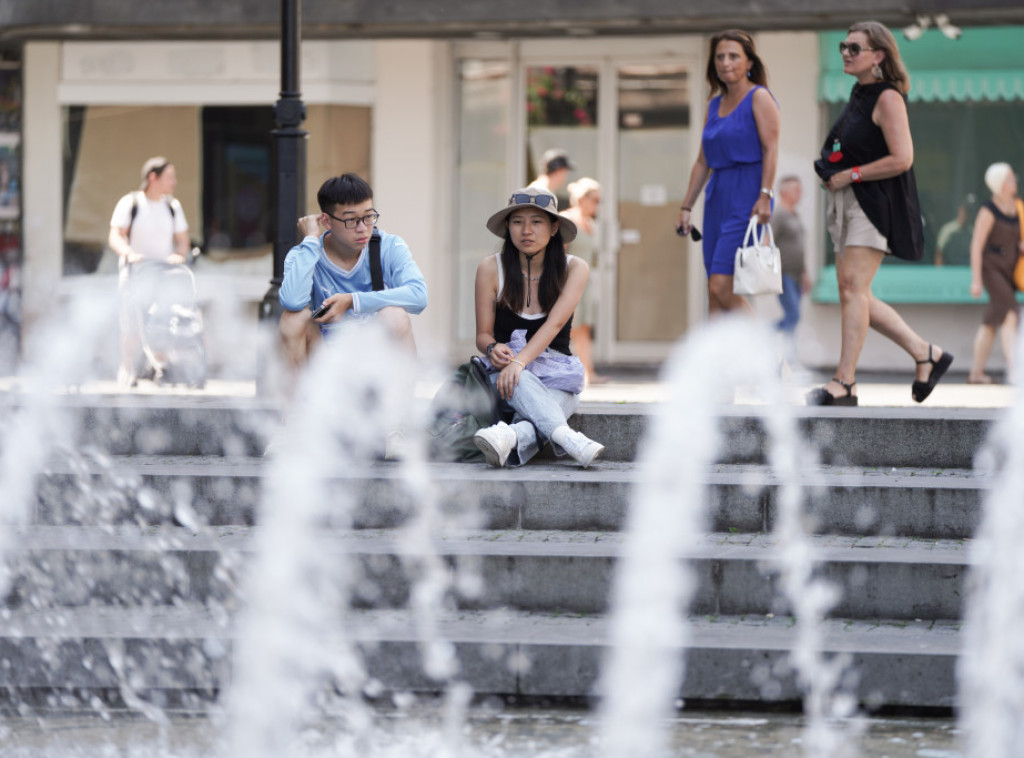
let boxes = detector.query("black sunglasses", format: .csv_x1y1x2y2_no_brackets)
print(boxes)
510,193,556,208
676,224,702,242
839,41,875,57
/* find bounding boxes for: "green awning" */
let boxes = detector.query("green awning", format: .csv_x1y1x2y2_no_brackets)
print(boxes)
820,27,1024,102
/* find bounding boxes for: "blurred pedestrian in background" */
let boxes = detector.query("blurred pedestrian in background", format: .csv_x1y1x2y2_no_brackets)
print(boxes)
676,29,780,318
967,162,1022,384
770,175,809,364
561,177,607,384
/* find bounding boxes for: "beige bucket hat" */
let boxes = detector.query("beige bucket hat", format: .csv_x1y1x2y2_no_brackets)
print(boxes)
485,187,577,243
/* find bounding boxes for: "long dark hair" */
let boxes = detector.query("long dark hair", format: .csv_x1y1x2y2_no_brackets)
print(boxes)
497,231,568,314
706,29,769,98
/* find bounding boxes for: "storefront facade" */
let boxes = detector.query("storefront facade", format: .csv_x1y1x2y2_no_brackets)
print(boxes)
3,1,1023,375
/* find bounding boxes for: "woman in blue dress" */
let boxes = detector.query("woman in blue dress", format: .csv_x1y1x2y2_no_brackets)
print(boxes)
677,29,780,316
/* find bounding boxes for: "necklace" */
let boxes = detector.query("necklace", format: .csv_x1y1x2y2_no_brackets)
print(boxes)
520,250,542,307
522,272,541,282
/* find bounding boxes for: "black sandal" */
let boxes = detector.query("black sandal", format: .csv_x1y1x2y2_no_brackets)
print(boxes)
911,345,953,403
806,377,858,407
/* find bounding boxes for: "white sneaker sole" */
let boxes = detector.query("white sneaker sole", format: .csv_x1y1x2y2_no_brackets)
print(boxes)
575,443,604,468
474,434,509,467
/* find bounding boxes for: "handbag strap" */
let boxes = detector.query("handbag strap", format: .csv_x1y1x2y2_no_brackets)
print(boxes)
1016,199,1024,243
742,215,776,248
742,215,759,247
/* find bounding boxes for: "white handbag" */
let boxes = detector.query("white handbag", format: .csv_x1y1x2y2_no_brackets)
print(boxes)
732,216,783,296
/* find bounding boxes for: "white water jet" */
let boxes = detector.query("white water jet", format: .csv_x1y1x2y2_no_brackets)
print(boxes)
597,316,860,757
958,330,1024,758
759,351,863,757
225,323,469,758
0,296,116,587
597,317,756,757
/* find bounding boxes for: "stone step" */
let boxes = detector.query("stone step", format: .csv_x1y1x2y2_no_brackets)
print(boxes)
0,606,959,708
5,396,1000,467
3,526,970,622
36,458,989,540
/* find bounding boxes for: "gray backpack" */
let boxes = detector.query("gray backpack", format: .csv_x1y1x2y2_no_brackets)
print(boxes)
427,356,503,462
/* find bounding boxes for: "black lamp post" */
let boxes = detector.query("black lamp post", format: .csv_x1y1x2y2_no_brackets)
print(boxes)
259,0,308,326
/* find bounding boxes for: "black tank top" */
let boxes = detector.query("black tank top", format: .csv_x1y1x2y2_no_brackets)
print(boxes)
494,306,573,355
492,253,574,355
814,82,924,261
983,199,1021,256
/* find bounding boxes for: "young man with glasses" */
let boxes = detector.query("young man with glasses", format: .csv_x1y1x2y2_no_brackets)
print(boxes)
278,173,428,368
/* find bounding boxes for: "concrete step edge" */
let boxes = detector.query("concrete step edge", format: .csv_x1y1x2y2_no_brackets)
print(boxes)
40,456,989,490
0,606,960,657
7,525,972,565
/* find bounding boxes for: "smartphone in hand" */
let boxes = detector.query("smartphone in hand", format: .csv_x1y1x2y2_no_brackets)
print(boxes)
311,302,330,319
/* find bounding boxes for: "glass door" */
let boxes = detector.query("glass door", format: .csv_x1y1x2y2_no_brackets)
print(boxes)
522,58,696,365
452,39,701,364
608,63,694,359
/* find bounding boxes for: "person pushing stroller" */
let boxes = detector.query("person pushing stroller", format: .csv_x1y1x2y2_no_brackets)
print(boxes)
109,157,192,388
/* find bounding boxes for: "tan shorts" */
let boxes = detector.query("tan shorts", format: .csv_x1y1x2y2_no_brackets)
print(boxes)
826,185,890,256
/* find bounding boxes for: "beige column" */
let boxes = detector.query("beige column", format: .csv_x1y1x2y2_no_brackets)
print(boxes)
372,40,454,359
21,42,63,344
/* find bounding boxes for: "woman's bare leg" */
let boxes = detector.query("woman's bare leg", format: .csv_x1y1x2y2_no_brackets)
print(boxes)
969,324,996,383
822,245,883,397
707,274,754,318
1000,310,1018,380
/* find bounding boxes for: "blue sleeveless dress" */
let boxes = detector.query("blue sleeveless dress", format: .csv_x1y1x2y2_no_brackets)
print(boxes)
701,86,771,276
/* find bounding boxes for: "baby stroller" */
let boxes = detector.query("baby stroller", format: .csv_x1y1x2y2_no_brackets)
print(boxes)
128,260,207,388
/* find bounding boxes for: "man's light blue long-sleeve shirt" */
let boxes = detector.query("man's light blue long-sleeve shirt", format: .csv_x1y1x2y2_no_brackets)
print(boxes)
279,229,428,323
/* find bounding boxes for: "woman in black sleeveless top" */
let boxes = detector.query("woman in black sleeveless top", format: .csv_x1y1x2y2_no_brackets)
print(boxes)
809,21,952,406
967,162,1022,384
472,187,605,468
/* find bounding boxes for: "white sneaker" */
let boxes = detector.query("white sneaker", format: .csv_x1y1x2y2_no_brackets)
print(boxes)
556,428,605,468
384,428,409,461
474,422,517,468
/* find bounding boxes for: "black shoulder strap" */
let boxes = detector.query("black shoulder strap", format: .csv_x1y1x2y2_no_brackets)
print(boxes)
128,192,139,238
369,228,384,291
126,192,175,240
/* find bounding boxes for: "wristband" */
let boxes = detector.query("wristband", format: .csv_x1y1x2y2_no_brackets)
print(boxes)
760,187,774,198
486,342,497,356
680,206,692,212
510,358,526,368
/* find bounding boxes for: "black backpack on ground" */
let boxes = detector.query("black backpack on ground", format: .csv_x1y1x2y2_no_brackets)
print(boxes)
427,356,506,462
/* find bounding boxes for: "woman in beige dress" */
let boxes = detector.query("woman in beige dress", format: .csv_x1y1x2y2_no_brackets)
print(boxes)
561,178,607,384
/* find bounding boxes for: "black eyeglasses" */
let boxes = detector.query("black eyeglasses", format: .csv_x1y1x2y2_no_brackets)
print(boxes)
326,211,380,229
839,41,875,57
510,193,556,208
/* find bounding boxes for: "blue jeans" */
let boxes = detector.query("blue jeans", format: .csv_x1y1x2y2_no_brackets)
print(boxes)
776,274,802,334
489,369,579,466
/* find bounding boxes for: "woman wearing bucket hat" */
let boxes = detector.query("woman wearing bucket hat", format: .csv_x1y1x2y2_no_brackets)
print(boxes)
472,187,605,468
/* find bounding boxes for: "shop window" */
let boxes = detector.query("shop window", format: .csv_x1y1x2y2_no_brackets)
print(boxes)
202,106,275,255
814,27,1024,303
0,50,19,368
